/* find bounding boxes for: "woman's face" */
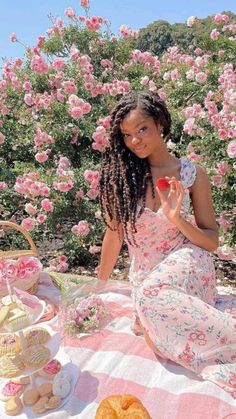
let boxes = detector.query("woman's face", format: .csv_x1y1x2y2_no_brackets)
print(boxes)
120,108,163,159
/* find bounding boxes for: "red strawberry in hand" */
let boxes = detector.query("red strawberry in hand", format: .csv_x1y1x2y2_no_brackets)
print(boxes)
156,177,170,191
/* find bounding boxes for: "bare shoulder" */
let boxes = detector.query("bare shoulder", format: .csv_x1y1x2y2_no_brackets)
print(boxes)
190,164,218,232
189,164,210,193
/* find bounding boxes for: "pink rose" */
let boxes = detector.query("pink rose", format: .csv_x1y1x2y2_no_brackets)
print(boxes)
71,220,90,236
25,203,37,215
210,29,219,41
21,218,36,232
41,198,54,212
0,181,7,190
195,72,207,84
35,151,50,163
64,7,75,18
0,132,5,145
17,256,42,279
87,188,99,199
10,33,17,42
227,141,236,158
80,0,90,8
37,214,47,223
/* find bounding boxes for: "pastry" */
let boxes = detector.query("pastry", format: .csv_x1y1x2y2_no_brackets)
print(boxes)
6,307,30,332
52,376,71,398
0,334,22,357
0,381,25,402
24,327,51,346
45,395,61,410
22,344,51,368
0,355,25,378
95,394,151,419
32,396,49,414
38,382,53,398
0,305,10,328
5,396,23,416
39,359,62,379
23,388,40,406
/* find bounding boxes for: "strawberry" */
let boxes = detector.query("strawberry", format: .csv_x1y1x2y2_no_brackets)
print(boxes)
156,177,170,191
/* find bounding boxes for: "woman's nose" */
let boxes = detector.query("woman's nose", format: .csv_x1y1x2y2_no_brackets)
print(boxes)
131,135,141,145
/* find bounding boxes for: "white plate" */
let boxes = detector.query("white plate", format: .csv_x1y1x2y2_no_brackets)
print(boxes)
0,289,45,334
0,348,80,417
5,324,61,380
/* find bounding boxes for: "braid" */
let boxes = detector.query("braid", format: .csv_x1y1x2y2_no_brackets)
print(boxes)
99,90,171,245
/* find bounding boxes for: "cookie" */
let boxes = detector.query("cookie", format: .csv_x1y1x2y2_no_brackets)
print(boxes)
54,370,72,382
38,382,53,398
39,359,62,379
52,376,71,398
24,327,51,346
0,305,10,328
0,355,25,378
0,334,22,357
0,381,25,402
32,396,49,414
5,396,23,416
23,388,40,406
22,344,51,368
12,376,30,385
45,395,61,410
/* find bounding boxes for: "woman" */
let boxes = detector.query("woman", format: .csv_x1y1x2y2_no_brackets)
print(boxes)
98,90,236,398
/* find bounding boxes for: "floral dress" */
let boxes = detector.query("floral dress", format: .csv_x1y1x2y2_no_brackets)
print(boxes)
127,157,236,399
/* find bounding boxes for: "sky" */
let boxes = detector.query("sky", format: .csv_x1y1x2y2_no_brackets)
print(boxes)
1,0,236,62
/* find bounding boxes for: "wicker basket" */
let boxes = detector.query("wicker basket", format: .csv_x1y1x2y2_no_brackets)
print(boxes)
0,221,40,296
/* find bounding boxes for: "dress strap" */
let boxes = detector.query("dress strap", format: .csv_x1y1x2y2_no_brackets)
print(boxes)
180,157,197,188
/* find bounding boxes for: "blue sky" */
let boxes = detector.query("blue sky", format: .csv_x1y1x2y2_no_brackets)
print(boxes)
1,0,236,62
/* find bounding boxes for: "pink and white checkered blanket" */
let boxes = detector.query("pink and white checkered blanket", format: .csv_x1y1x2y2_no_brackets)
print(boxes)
36,274,236,419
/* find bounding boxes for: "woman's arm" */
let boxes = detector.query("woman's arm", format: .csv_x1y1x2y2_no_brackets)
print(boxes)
157,165,219,252
97,222,124,281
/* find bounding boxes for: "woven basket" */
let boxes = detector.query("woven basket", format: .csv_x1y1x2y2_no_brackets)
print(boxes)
0,221,40,296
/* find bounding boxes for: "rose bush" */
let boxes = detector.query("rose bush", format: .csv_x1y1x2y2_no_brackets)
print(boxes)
0,2,235,270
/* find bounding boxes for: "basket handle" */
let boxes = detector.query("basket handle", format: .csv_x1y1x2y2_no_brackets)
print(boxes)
0,221,39,259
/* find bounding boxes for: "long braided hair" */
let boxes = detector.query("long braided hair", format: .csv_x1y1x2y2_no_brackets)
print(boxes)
99,90,172,245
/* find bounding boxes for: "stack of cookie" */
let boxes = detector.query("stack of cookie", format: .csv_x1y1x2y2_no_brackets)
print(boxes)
0,326,52,379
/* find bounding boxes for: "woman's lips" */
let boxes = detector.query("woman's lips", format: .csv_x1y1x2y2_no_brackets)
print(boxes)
134,145,146,153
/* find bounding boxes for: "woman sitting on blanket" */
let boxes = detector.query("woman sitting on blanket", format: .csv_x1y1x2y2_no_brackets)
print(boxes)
97,90,236,398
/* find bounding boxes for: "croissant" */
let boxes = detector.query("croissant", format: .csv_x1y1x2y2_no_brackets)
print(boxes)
95,394,151,418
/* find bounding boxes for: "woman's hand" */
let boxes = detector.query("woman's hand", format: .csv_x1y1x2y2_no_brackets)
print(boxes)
156,177,185,224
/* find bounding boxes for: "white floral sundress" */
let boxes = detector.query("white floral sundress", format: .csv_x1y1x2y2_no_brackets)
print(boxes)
127,157,236,399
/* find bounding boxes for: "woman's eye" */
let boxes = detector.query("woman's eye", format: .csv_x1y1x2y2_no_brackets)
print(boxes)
123,133,130,139
139,127,147,133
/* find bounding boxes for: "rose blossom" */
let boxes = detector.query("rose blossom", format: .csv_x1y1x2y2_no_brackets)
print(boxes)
71,220,90,236
37,214,47,223
21,218,36,231
25,203,37,215
0,132,5,145
227,141,236,158
10,33,17,42
0,181,7,190
41,198,54,212
187,16,196,27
